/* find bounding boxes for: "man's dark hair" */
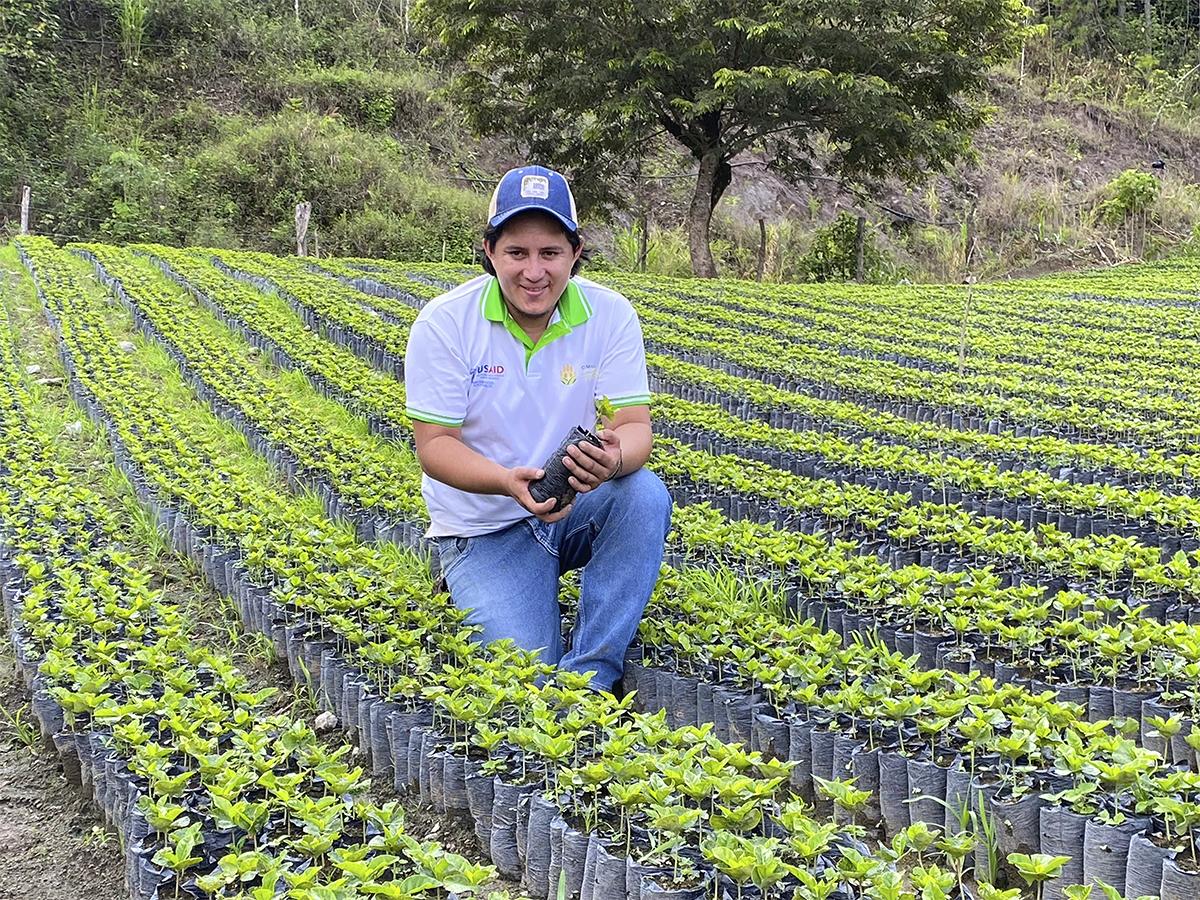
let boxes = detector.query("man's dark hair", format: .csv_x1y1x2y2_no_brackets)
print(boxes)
482,211,584,277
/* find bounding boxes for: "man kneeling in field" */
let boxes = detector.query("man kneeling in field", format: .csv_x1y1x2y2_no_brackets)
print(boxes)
403,165,672,692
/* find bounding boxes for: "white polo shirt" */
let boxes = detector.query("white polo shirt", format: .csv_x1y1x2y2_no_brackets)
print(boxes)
405,274,651,537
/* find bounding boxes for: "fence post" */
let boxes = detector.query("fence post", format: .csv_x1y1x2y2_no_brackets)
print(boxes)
19,185,31,235
853,214,866,282
756,218,767,281
295,201,311,257
964,203,976,273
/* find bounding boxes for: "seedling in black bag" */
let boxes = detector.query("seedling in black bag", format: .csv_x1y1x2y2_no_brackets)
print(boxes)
529,396,616,512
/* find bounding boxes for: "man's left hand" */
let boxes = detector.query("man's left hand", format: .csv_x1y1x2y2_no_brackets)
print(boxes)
564,428,622,494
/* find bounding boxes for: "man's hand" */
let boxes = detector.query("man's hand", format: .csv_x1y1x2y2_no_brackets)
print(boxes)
564,428,622,494
504,466,574,523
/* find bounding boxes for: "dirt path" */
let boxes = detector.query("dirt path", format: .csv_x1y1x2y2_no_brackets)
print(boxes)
0,651,127,900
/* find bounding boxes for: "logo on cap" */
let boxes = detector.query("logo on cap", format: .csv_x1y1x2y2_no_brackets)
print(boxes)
521,175,550,199
488,165,579,232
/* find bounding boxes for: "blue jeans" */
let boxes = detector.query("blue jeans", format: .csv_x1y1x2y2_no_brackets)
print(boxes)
435,468,672,690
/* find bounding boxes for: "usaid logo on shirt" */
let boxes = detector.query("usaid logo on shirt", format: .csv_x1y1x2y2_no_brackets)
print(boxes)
470,362,505,387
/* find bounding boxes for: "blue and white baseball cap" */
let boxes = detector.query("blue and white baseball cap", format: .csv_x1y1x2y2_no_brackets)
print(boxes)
487,165,579,233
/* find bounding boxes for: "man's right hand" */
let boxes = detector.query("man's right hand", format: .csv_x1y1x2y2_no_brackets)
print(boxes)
505,466,573,523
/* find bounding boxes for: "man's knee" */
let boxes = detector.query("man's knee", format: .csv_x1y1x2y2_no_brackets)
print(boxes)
616,468,673,529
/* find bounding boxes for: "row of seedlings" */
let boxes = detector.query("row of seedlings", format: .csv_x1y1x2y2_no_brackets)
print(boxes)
1,253,495,900
18,239,915,900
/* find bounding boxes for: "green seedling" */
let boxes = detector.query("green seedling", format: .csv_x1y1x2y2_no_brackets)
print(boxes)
1007,853,1071,900
0,705,40,749
153,822,204,900
975,885,1022,900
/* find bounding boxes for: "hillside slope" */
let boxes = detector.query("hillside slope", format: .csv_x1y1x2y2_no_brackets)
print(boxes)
2,4,1198,281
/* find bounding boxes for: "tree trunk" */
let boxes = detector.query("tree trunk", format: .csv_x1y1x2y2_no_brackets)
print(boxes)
1144,0,1153,49
687,148,721,278
1118,0,1126,19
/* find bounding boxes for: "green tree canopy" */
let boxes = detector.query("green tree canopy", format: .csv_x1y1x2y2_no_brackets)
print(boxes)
418,0,1030,276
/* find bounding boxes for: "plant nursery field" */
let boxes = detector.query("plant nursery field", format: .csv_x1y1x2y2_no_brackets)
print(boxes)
3,238,1200,900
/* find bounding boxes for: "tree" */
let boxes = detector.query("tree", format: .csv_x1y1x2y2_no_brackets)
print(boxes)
417,0,1029,277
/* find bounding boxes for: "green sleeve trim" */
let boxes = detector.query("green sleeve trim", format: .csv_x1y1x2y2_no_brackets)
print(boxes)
407,407,465,427
609,394,651,409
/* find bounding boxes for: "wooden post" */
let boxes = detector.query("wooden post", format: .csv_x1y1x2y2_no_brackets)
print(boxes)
756,218,767,282
958,277,976,379
964,203,976,273
637,210,649,272
853,214,866,283
295,201,311,257
19,185,31,235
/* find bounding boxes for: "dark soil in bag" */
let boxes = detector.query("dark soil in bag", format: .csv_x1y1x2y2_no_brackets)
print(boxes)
491,778,537,878
590,838,628,900
752,711,789,761
442,750,469,812
851,745,882,827
696,681,715,725
1160,856,1200,900
906,757,948,829
670,674,700,728
1040,804,1088,900
641,880,708,900
1125,831,1176,900
878,748,910,836
524,794,558,900
530,426,604,512
1082,814,1150,894
559,821,590,900
989,786,1044,861
787,719,815,802
465,758,494,847
809,727,835,787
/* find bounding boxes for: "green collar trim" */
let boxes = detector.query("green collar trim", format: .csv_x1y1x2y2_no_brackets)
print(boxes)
481,278,592,367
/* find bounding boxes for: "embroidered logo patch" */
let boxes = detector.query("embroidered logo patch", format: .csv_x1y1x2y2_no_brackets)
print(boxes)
560,363,577,385
521,175,550,199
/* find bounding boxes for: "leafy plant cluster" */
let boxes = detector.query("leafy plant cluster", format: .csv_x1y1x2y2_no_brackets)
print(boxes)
646,366,1200,540
139,245,411,438
0,253,492,899
76,243,424,526
652,435,1200,609
608,275,1197,445
82,244,1200,762
189,252,1200,758
636,561,1200,881
663,503,1200,760
164,255,1200,696
20,236,1200,898
357,256,1200,494
623,289,1200,455
342,258,1200,484
594,265,1200,454
14,236,933,900
214,249,415,362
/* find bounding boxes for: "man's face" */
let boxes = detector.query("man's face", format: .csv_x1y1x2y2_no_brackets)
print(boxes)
484,212,582,324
